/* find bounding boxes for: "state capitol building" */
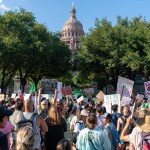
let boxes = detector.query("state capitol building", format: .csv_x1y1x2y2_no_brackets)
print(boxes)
61,4,84,53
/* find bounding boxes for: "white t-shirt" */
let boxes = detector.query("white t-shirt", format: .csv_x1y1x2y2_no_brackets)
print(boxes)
129,127,142,150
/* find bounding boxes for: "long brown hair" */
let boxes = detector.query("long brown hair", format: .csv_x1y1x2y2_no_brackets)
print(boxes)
46,105,64,126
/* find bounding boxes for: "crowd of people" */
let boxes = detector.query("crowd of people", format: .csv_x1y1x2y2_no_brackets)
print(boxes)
0,88,150,150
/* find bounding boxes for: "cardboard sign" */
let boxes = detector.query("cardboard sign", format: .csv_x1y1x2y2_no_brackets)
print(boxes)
96,91,105,103
0,94,4,101
104,94,121,113
57,82,62,100
11,93,16,99
116,76,134,106
84,88,94,95
65,86,72,95
41,79,57,94
77,95,84,103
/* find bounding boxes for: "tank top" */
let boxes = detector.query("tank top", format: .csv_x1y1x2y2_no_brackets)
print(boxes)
18,112,41,149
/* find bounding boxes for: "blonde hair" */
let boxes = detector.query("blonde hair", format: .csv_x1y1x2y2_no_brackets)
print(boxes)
16,126,35,150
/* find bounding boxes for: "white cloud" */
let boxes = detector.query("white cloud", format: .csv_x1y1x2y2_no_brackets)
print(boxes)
0,0,3,4
0,4,10,11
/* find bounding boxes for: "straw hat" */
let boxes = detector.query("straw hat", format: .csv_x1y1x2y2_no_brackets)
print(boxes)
136,111,150,132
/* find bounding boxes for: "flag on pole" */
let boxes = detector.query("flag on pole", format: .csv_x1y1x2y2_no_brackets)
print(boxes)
30,83,36,94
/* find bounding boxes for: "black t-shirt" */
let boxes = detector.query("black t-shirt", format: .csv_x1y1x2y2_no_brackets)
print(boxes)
0,131,8,150
45,118,67,150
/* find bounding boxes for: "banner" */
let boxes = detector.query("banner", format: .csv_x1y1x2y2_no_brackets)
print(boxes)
41,94,50,100
65,86,72,95
57,82,63,100
104,94,121,113
41,79,57,94
116,76,134,106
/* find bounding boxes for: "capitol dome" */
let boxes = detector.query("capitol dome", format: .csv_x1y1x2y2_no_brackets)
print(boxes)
61,4,84,50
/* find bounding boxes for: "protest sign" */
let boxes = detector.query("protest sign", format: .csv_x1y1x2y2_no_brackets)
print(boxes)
57,82,62,100
41,79,57,94
116,76,134,106
84,88,94,95
65,86,72,95
24,94,31,101
136,94,144,103
144,81,150,102
0,94,4,101
11,93,16,99
104,94,121,113
61,87,66,97
96,91,105,103
77,95,84,103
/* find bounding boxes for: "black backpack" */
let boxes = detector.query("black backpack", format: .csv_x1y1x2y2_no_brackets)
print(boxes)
16,112,36,130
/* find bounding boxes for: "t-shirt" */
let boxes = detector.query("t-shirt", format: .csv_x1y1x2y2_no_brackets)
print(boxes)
0,130,9,150
0,121,14,148
111,113,122,128
76,127,111,150
128,127,142,150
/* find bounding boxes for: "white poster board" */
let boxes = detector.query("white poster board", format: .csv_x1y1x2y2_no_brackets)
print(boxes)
104,94,121,113
11,93,16,99
77,95,84,103
24,94,31,101
116,76,134,106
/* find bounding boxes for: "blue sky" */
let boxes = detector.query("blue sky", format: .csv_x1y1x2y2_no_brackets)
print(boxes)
0,0,150,33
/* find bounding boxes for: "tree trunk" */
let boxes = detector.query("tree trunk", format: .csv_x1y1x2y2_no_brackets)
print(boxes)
20,78,27,93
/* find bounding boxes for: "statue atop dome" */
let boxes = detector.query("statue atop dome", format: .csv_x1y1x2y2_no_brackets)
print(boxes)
61,4,84,53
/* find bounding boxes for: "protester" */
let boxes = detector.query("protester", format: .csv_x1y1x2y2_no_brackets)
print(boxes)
111,104,122,128
120,111,150,150
0,106,13,150
45,105,67,150
15,99,48,150
117,105,136,150
9,101,23,149
96,106,105,129
103,113,118,150
16,126,35,150
57,139,72,150
76,113,111,150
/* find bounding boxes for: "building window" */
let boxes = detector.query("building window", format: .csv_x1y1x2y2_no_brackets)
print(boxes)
68,32,70,37
76,33,78,37
65,33,67,37
72,32,74,36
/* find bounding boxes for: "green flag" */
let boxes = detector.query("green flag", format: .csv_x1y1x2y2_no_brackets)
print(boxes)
30,83,36,94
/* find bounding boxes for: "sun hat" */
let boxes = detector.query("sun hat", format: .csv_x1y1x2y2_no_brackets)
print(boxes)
136,111,150,132
81,109,89,117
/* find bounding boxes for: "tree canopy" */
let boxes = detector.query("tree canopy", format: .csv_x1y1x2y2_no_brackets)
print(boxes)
76,16,150,89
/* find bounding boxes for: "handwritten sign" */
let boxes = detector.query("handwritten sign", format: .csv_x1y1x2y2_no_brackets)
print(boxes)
84,88,94,95
96,91,105,103
116,76,134,106
104,94,121,113
77,95,84,103
0,94,4,101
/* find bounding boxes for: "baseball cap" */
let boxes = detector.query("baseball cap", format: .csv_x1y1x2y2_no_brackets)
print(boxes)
81,109,89,117
103,113,112,121
0,106,13,117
